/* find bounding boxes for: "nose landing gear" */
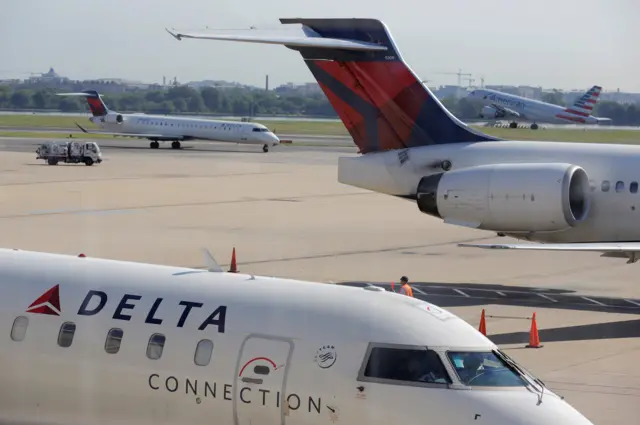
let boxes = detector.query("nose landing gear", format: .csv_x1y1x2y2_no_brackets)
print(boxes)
263,144,269,153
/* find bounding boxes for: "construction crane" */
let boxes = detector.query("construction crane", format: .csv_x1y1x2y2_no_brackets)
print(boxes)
462,77,475,88
436,69,472,87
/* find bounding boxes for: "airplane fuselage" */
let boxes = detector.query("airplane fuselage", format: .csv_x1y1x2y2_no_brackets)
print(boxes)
90,112,278,146
0,249,593,425
471,90,600,125
338,141,640,243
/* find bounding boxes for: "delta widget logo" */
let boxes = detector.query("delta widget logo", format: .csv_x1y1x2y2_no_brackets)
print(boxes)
26,284,61,316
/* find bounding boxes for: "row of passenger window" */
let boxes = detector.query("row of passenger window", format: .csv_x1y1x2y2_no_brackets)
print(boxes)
10,316,532,388
10,316,215,367
136,120,241,131
592,180,638,193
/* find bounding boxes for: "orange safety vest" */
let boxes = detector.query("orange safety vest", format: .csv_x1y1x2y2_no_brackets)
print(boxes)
400,283,413,297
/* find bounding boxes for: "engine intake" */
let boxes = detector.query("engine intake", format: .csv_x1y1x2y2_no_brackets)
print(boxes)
416,163,591,232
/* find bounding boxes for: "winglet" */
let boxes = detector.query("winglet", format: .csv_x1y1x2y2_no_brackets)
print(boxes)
201,248,223,273
165,28,182,41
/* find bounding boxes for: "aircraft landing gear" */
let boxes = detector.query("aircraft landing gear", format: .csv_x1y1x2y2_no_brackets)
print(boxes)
509,122,518,129
530,123,539,130
263,144,269,153
171,141,181,149
150,141,160,149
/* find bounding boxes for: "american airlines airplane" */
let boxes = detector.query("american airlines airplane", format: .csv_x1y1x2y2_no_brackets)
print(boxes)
57,90,280,152
467,86,612,129
0,247,595,424
167,18,640,264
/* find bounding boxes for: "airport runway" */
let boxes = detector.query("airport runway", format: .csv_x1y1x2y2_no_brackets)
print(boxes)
0,136,637,424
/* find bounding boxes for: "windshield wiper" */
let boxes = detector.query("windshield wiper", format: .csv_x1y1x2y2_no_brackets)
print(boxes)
492,349,545,402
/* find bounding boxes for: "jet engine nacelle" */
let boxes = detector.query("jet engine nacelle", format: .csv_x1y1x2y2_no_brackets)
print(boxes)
479,105,505,119
415,163,591,233
104,114,124,124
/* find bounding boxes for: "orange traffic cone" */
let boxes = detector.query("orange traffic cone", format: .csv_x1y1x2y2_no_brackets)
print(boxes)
526,312,543,348
228,247,238,273
478,309,487,336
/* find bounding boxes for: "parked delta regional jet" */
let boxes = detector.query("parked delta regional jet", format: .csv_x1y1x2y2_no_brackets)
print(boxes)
0,248,595,425
57,90,280,152
467,86,612,129
168,18,640,264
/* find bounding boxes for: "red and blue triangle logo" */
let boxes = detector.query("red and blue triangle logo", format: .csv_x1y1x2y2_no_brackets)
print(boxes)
26,284,61,316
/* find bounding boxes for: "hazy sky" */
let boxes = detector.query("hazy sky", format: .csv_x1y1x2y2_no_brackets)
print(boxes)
1,0,638,92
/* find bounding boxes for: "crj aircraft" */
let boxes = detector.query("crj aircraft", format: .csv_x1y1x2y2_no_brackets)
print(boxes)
58,90,280,152
168,18,640,264
1,247,595,424
467,86,611,129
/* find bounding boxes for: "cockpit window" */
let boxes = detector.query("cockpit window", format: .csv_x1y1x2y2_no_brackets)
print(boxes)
447,351,528,387
252,127,269,132
362,346,452,385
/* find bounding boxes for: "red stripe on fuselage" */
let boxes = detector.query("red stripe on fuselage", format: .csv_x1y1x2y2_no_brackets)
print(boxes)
556,114,586,123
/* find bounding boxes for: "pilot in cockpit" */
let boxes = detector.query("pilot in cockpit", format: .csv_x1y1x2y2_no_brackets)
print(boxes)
456,352,484,383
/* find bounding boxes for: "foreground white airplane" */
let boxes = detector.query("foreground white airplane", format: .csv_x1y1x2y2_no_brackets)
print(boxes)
167,18,640,264
1,248,595,424
57,90,280,152
467,86,612,129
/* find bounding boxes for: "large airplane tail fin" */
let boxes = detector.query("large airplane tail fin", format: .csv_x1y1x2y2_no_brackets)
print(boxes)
57,90,110,117
167,19,501,153
563,85,602,118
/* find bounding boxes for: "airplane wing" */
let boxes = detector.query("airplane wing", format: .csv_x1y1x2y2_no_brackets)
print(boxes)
490,104,521,118
458,242,640,263
73,122,180,140
164,28,388,51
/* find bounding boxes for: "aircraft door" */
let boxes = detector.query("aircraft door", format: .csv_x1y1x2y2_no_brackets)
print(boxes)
234,334,294,425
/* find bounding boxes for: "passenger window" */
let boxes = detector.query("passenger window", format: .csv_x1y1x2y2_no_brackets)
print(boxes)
57,322,76,348
194,339,214,366
616,181,625,192
105,328,124,354
10,316,29,342
631,182,638,193
601,180,610,192
362,346,451,384
147,333,166,360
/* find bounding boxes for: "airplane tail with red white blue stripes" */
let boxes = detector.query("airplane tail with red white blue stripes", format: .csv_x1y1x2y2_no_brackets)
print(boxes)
558,85,602,123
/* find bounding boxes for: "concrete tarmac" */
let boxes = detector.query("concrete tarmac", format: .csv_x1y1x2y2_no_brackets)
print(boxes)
0,136,638,424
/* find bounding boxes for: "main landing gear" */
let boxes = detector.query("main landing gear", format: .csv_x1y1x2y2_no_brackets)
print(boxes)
530,123,539,130
149,141,181,149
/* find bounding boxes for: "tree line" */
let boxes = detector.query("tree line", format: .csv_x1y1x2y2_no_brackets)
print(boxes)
1,84,639,126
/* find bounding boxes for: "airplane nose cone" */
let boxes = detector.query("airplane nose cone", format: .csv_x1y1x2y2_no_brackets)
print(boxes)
461,390,594,425
270,133,280,145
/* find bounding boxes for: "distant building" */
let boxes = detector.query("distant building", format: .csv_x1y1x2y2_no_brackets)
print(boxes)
26,67,69,84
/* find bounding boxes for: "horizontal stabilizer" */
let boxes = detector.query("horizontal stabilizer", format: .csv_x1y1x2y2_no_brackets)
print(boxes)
165,28,387,51
57,92,102,97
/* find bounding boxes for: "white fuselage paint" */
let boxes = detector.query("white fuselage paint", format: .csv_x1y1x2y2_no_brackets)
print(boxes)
91,112,280,146
467,89,605,125
0,249,594,425
338,141,640,243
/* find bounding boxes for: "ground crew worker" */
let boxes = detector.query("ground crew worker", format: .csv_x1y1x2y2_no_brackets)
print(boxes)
398,276,413,297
